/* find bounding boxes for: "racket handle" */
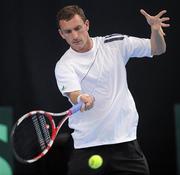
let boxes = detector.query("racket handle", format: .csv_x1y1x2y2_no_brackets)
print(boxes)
69,102,83,114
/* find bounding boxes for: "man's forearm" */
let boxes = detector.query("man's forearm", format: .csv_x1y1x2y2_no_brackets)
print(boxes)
67,90,81,104
151,28,166,55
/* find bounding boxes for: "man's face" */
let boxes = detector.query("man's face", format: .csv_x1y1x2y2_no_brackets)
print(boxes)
59,14,90,52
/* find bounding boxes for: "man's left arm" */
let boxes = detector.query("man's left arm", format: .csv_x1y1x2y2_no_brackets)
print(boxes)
140,9,170,55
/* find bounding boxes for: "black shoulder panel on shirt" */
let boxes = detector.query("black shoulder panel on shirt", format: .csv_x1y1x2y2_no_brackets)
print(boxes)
104,36,125,43
105,33,122,38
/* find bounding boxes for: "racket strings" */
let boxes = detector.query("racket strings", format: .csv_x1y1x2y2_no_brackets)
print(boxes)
12,113,53,161
38,114,51,144
32,115,46,150
13,118,43,159
31,113,52,150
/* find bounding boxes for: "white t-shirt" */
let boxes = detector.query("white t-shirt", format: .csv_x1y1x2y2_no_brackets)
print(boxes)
55,34,152,149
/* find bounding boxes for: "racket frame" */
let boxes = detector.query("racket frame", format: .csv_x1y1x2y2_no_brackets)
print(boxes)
11,103,82,163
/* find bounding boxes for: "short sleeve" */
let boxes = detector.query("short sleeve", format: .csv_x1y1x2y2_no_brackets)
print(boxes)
122,36,153,64
55,62,81,97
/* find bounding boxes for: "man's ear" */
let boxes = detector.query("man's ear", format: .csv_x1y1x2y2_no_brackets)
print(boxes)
85,20,90,31
58,29,65,39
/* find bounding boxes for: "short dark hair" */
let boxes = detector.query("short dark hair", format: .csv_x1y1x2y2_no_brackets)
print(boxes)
56,5,87,28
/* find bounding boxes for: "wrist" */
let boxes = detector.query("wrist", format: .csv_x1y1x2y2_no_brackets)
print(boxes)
77,94,83,103
77,93,90,103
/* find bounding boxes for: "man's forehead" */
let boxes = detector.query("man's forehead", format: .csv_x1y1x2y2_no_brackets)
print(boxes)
59,14,84,29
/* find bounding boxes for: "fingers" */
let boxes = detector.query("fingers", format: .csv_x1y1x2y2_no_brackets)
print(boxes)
141,9,168,18
161,22,170,28
80,103,86,112
161,17,170,22
140,9,150,18
78,94,95,112
161,17,170,28
140,9,170,30
140,9,169,19
156,10,167,18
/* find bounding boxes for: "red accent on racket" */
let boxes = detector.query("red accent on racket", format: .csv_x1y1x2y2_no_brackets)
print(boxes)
10,103,82,164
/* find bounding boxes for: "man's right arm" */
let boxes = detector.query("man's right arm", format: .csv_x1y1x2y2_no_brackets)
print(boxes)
67,91,95,112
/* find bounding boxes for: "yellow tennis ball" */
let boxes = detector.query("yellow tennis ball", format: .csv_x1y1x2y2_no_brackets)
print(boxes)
88,155,103,169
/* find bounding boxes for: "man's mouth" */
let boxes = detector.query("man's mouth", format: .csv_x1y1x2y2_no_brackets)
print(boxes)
73,40,81,45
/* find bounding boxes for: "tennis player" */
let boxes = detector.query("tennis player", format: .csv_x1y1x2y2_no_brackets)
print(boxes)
55,5,170,175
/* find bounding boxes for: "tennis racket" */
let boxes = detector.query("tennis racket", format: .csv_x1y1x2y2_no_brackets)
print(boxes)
11,102,82,164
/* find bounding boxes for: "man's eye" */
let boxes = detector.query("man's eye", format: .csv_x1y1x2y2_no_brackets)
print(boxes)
65,30,71,34
75,26,82,31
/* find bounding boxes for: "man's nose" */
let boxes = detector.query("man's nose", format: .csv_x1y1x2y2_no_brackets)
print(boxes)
71,30,78,40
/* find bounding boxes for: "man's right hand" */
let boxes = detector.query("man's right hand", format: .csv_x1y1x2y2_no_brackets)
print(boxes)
67,91,95,112
77,93,95,112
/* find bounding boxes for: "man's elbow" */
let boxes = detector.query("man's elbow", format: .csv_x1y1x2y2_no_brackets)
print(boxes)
152,46,166,56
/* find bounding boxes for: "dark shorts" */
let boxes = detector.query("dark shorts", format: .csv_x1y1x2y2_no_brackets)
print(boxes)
67,140,150,175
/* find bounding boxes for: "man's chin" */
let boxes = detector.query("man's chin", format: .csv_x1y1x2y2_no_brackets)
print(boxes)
72,45,84,52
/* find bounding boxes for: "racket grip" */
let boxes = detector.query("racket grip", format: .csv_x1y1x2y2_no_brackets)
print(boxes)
69,102,83,114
